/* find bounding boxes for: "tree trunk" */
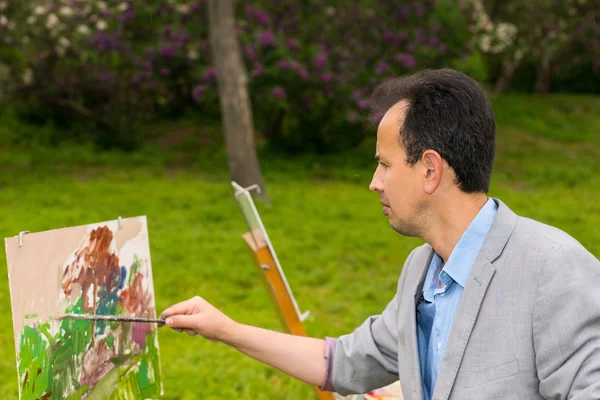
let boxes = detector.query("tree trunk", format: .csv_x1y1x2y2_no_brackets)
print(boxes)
534,55,552,94
208,0,269,203
494,55,525,94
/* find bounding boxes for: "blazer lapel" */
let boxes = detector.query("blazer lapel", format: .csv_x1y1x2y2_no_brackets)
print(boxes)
431,254,496,400
399,247,432,400
431,198,518,400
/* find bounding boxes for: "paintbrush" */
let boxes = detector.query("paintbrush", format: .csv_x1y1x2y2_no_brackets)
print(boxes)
57,313,166,327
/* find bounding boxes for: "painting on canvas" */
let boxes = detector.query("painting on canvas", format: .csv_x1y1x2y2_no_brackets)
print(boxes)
5,216,162,400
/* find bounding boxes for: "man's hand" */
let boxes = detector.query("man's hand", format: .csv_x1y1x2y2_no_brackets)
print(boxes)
160,295,328,388
160,296,237,342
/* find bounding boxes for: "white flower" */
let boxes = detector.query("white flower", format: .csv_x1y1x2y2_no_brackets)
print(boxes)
34,6,46,15
27,15,36,24
118,3,128,12
56,44,66,56
59,37,70,47
325,7,336,16
96,20,107,30
187,48,199,60
46,13,59,29
77,24,90,35
0,15,7,26
0,1,7,11
59,6,73,17
23,68,33,85
97,1,107,11
176,4,190,13
22,36,30,44
478,34,492,52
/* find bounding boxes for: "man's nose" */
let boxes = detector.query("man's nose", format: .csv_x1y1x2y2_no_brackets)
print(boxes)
369,167,383,192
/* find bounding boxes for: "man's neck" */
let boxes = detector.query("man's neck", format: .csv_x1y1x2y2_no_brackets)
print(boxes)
421,194,489,262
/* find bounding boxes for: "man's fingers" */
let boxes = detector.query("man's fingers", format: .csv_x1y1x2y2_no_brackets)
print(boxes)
160,296,202,319
185,329,197,336
165,313,202,330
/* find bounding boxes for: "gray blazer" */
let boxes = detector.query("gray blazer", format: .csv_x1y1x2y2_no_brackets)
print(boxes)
331,199,600,399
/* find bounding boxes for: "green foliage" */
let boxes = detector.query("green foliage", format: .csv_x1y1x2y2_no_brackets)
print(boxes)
0,1,476,152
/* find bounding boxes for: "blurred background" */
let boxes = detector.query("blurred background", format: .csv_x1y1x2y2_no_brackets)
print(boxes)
0,1,598,399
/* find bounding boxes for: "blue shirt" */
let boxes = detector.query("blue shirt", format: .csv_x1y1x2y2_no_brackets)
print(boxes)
416,198,498,400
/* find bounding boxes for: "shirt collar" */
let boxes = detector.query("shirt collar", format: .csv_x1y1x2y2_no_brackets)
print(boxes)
441,198,498,287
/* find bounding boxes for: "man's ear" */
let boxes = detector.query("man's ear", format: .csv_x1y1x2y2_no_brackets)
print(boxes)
421,150,443,195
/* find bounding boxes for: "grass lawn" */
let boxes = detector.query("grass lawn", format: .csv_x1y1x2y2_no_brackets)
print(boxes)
0,94,598,399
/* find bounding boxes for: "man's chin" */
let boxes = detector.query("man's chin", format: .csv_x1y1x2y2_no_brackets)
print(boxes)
389,219,418,237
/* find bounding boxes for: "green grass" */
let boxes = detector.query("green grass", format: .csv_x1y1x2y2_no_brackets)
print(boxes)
0,93,598,399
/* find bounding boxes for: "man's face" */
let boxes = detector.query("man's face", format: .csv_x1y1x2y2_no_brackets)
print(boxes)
369,101,425,236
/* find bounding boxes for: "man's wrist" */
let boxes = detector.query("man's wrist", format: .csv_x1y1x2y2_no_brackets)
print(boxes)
219,320,244,346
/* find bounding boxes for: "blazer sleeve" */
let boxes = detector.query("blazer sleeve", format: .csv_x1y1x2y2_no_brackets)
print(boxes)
534,245,600,400
330,249,416,395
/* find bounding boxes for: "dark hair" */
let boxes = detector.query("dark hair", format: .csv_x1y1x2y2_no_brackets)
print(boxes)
370,69,496,193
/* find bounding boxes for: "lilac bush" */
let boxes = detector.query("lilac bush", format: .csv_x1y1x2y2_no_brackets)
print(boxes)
0,0,474,151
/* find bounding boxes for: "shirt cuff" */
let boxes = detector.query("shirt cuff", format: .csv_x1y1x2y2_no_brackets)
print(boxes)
320,336,338,392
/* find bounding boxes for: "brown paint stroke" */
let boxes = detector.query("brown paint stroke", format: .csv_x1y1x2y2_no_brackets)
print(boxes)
61,226,121,312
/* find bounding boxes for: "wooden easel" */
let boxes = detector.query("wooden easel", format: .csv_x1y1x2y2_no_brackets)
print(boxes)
233,182,335,400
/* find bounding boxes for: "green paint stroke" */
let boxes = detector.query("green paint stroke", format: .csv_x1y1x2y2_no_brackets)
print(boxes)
128,255,142,286
18,324,52,400
139,331,162,397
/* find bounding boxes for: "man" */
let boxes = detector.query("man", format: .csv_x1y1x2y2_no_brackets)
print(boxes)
161,69,600,399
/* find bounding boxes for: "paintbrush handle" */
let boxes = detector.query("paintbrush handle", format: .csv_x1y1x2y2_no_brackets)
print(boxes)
58,313,165,326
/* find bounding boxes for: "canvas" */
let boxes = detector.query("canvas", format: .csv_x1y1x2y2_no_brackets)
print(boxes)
5,216,162,400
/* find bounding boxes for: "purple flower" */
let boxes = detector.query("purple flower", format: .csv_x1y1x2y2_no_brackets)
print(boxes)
396,32,408,43
254,9,270,25
120,9,135,23
202,67,217,82
159,46,176,58
415,28,427,43
296,68,310,79
142,61,152,70
272,86,286,101
347,111,359,123
256,30,276,47
375,61,388,75
159,67,170,76
251,63,264,77
438,43,447,53
398,5,410,17
95,69,115,86
190,2,201,13
321,72,334,82
382,31,394,42
314,53,327,68
244,44,257,60
358,99,370,111
192,84,206,103
352,90,363,102
414,4,425,17
131,72,148,85
406,43,417,52
286,38,300,51
89,32,120,53
277,60,291,70
394,53,416,69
